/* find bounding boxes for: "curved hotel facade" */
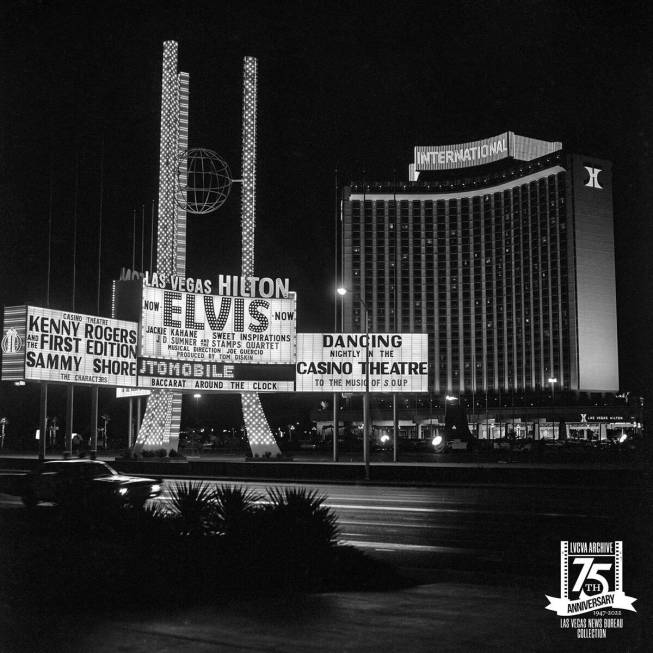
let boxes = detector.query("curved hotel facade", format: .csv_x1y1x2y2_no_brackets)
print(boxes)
341,132,619,396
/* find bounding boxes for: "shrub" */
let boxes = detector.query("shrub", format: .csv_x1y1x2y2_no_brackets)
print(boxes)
265,487,339,549
134,502,176,540
210,484,262,539
167,481,216,536
253,487,340,588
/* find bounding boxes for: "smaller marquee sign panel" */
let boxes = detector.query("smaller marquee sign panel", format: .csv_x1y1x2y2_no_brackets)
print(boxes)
296,333,429,393
136,358,295,393
116,387,151,398
2,306,138,387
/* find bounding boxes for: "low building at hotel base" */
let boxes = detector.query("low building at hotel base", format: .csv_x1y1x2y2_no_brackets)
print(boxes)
310,395,643,446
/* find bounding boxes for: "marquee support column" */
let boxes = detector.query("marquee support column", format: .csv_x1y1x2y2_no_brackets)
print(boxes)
64,386,74,458
332,395,338,462
90,387,98,459
393,392,399,463
128,398,134,448
39,385,47,462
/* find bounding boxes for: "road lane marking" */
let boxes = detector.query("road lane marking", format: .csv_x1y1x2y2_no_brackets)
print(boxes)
152,494,605,520
325,503,600,519
340,539,487,555
338,519,467,530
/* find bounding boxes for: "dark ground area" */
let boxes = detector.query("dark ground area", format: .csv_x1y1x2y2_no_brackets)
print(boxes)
0,464,650,652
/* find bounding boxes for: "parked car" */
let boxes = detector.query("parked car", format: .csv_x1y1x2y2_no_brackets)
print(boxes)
468,438,494,452
21,459,163,509
446,437,471,452
492,438,513,451
512,438,535,452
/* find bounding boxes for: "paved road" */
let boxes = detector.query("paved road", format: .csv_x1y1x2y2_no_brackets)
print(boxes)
0,474,641,579
1,477,647,652
150,478,637,579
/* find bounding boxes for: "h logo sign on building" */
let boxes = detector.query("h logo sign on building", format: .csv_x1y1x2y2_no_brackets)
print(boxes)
584,166,603,189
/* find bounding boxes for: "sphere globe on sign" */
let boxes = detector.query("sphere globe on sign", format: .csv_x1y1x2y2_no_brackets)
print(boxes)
176,148,232,214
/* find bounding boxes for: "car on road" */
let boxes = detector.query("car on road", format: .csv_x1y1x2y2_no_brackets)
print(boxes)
21,459,163,509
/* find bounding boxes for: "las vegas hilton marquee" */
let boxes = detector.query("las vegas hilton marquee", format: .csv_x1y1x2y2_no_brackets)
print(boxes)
1,270,430,452
113,270,298,395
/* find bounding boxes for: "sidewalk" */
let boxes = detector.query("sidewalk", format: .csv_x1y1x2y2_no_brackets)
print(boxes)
0,450,645,490
2,581,641,652
0,448,644,469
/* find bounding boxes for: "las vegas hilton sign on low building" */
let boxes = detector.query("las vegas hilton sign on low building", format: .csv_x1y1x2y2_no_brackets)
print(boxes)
114,271,297,393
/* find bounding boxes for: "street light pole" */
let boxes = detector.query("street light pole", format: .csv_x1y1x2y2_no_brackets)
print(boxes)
333,168,339,463
193,393,201,426
444,395,456,439
362,298,370,481
548,377,557,439
337,287,370,480
548,377,557,404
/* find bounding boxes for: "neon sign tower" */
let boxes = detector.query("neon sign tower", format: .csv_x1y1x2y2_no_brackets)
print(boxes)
239,57,281,458
134,45,281,456
135,41,189,452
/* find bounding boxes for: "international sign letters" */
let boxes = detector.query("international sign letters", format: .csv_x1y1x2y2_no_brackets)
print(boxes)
295,333,428,393
23,307,138,387
139,286,296,365
414,133,509,171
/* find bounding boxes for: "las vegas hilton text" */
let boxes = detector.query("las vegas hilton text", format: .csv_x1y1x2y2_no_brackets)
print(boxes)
120,268,291,299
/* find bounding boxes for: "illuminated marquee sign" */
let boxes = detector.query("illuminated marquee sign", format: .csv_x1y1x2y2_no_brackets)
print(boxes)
414,133,509,171
136,358,294,392
295,333,428,393
1,306,138,387
116,387,151,398
413,131,562,172
139,285,296,365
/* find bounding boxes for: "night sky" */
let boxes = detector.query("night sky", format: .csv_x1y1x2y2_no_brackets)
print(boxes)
1,0,652,435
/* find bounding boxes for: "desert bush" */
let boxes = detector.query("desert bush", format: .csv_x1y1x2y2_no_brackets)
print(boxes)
167,481,216,536
210,484,262,538
249,487,340,588
265,487,339,549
